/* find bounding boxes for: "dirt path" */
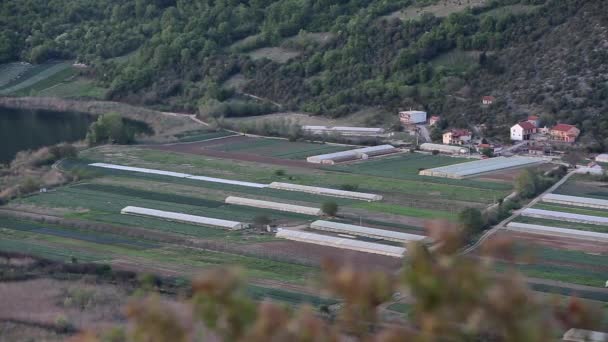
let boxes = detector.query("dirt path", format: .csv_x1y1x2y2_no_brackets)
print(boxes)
462,170,575,255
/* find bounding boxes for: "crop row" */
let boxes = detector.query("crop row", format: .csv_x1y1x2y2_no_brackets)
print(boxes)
512,216,608,233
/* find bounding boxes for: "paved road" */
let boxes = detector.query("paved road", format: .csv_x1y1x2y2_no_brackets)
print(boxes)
462,170,576,255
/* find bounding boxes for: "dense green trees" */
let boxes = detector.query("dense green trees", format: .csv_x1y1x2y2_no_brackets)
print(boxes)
2,0,607,148
86,112,134,145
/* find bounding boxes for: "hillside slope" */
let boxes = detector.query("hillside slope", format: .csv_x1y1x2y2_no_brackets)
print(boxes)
1,0,606,147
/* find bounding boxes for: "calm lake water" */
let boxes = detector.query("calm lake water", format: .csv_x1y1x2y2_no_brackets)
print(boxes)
0,107,94,164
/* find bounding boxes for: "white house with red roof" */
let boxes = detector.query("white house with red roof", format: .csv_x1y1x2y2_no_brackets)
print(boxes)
443,129,472,145
510,121,536,141
482,96,495,105
550,124,580,143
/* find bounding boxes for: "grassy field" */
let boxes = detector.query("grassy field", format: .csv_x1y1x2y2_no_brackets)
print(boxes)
553,176,608,199
0,62,33,88
0,62,73,95
172,130,236,142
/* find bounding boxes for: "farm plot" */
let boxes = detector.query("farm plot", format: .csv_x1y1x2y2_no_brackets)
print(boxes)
180,135,351,160
0,62,73,95
14,184,312,238
553,176,608,200
0,62,33,88
0,221,318,284
171,129,236,143
79,145,507,213
533,203,608,219
511,216,608,234
520,208,608,227
485,235,608,288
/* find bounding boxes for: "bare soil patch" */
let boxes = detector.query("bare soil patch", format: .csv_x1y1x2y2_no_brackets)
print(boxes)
0,278,128,331
147,139,320,169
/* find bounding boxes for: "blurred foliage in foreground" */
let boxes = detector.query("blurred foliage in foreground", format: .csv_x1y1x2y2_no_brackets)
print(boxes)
73,221,603,342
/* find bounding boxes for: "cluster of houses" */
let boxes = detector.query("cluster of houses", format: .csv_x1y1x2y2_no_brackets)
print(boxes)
510,116,580,143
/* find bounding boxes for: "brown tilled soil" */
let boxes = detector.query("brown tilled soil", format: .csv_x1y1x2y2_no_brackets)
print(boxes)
0,278,128,331
147,138,320,169
473,164,554,183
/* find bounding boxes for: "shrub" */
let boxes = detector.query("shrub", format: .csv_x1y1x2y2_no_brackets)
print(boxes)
321,201,338,217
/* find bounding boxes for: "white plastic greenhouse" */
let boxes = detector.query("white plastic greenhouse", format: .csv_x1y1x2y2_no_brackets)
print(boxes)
120,206,246,230
506,222,608,242
310,220,425,243
419,156,544,179
275,229,406,257
269,182,382,201
542,194,608,210
520,208,608,226
225,196,322,216
89,163,268,188
306,145,397,164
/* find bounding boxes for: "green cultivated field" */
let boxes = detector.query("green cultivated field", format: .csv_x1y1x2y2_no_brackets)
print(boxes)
210,137,352,159
496,244,608,288
173,129,236,142
0,62,72,95
0,218,317,284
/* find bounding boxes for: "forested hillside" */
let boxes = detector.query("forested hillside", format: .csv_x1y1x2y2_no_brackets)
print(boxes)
1,0,607,148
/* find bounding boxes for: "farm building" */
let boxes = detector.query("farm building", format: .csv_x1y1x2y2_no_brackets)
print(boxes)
399,110,427,125
120,206,246,230
302,126,385,137
510,121,536,141
419,156,543,179
550,124,580,143
225,196,322,216
90,163,268,188
306,145,398,164
482,96,495,105
269,183,382,201
542,194,608,210
527,115,540,127
442,129,472,145
419,143,469,155
310,220,426,243
596,154,608,163
506,222,608,243
275,229,406,258
520,208,608,226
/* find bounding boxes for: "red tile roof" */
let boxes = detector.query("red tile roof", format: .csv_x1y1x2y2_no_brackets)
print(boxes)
552,124,577,132
528,115,539,120
517,121,536,130
447,129,471,137
483,96,495,101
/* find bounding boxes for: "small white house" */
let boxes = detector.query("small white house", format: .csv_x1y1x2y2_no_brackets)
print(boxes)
399,111,427,125
510,121,536,141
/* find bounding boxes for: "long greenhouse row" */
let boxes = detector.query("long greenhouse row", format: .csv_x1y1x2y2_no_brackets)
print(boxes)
506,222,608,242
120,206,246,230
275,229,406,258
419,156,544,179
269,182,382,201
520,208,608,226
542,194,608,210
90,163,268,188
306,145,398,164
310,220,426,243
225,196,322,216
